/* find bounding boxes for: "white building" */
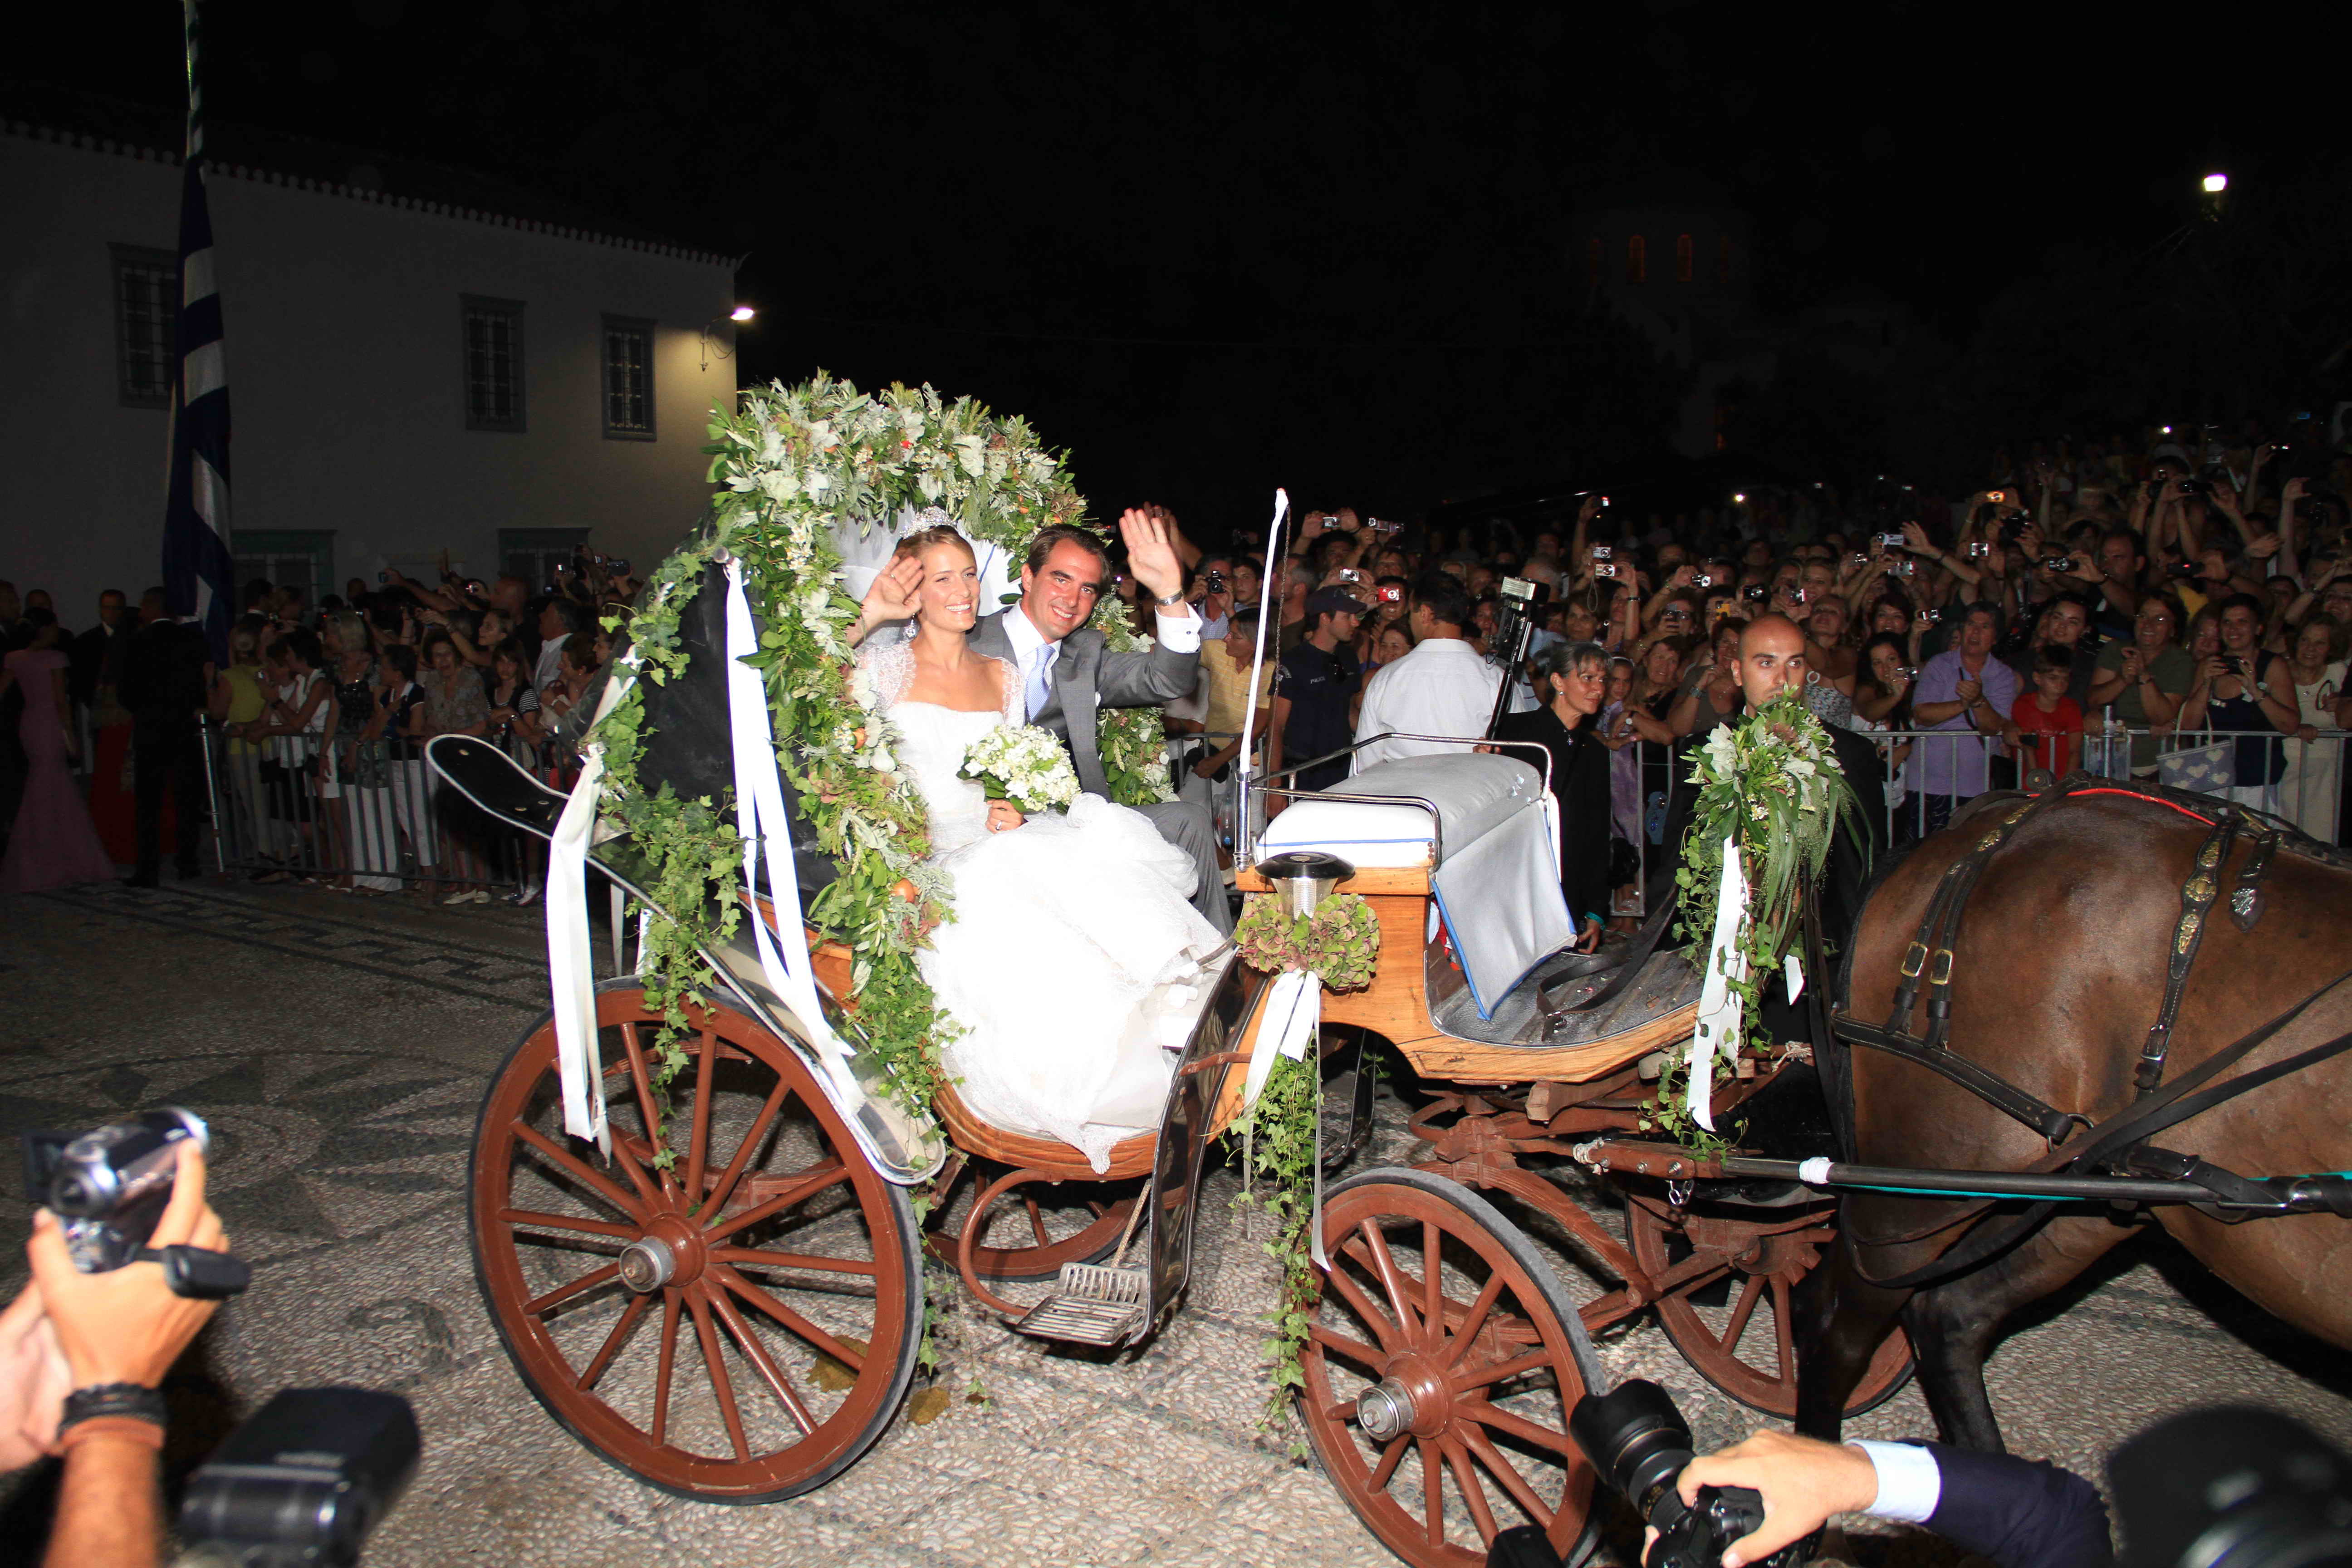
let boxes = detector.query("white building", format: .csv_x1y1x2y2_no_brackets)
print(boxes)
0,119,741,622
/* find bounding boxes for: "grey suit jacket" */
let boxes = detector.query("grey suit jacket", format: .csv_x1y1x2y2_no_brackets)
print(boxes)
970,608,1198,797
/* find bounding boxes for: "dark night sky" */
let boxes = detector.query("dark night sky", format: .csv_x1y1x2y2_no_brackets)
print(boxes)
15,1,2341,533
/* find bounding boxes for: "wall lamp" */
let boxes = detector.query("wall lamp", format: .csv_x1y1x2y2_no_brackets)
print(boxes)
701,305,756,371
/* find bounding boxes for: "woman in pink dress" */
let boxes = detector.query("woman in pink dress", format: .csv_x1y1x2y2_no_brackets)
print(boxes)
0,609,117,892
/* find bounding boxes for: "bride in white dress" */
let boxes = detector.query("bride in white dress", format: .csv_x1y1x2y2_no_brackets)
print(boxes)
848,523,1226,1171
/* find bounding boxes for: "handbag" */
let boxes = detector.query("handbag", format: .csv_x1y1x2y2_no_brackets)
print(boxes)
2158,725,2235,794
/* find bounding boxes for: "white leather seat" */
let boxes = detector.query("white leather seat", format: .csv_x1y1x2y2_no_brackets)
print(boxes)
1258,752,1544,867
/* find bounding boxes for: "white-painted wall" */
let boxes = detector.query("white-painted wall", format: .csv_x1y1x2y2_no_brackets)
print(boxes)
0,125,738,623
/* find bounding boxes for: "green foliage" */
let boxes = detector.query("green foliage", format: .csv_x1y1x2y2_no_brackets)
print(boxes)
1229,1051,1319,1453
1661,694,1857,1137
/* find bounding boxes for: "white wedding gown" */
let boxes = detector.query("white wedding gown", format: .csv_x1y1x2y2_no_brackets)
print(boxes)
873,648,1226,1171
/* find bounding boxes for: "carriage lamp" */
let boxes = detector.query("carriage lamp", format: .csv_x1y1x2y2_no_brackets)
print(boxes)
1256,849,1354,919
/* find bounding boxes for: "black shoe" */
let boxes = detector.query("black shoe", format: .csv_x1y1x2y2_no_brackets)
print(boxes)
121,874,160,889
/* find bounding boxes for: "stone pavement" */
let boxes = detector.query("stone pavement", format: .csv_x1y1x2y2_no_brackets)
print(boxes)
2,877,2348,1567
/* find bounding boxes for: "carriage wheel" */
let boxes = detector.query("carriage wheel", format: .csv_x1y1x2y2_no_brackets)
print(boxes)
923,1166,1137,1284
1300,1169,1602,1568
1623,1192,1913,1419
471,985,922,1502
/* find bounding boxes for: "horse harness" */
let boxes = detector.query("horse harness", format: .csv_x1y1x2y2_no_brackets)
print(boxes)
1823,774,2352,1290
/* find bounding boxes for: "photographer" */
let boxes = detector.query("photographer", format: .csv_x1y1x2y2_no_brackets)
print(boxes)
1643,1428,2107,1568
7,1141,228,1568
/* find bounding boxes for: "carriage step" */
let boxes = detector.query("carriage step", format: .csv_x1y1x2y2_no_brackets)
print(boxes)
1010,1263,1148,1348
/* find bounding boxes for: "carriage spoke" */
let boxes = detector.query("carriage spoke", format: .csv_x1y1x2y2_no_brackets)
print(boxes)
1368,1431,1408,1490
1325,1257,1406,1351
1459,1396,1575,1456
650,1294,681,1447
1442,1435,1501,1546
1440,1274,1507,1370
525,1262,619,1316
1451,1346,1555,1392
501,1208,638,1242
1770,1277,1793,1383
682,1026,718,1205
1720,1274,1765,1357
712,1265,868,1372
1308,1323,1386,1371
1421,1437,1444,1547
576,1293,654,1392
701,1076,791,1216
1424,1221,1443,1334
686,1291,752,1462
1024,1196,1050,1249
709,1245,878,1277
617,1026,683,1205
512,1122,647,1223
1460,1422,1555,1529
705,1279,817,1436
703,1160,849,1242
1358,1225,1423,1343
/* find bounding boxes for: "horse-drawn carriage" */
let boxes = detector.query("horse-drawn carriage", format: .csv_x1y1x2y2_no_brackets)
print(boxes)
426,384,2352,1568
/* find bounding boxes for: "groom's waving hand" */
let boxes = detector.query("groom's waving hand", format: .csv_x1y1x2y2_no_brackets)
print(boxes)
1118,507,1194,622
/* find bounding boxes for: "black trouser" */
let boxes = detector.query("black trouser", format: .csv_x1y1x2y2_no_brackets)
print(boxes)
133,713,205,877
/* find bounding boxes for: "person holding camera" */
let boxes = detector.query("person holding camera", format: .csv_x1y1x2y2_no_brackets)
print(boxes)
4,1141,229,1568
2177,593,2297,809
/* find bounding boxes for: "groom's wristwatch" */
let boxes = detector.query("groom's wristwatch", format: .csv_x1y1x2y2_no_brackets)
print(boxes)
1153,591,1187,608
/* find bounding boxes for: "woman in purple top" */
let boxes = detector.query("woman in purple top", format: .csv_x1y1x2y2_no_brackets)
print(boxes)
0,610,116,892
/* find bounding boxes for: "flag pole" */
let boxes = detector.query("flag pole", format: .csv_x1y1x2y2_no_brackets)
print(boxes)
163,0,235,661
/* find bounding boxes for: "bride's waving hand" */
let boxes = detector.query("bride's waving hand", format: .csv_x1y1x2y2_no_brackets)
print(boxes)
849,554,924,646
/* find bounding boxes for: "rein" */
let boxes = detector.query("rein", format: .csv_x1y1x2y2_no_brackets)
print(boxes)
1828,775,2352,1291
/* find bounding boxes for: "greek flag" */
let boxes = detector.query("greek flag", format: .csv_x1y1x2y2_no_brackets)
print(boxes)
161,0,234,660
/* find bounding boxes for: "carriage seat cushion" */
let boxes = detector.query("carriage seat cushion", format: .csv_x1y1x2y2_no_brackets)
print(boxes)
1259,753,1545,868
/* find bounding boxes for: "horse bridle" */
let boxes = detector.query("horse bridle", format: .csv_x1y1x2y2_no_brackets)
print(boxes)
1822,774,2352,1291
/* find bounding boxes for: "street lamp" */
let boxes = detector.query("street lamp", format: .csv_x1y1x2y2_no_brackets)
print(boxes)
701,306,756,371
2201,172,2228,194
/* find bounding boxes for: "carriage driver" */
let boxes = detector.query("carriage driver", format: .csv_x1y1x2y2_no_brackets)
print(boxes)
1723,614,1886,1030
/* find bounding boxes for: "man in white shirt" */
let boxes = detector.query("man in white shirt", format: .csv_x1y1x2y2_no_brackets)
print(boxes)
1351,571,1502,772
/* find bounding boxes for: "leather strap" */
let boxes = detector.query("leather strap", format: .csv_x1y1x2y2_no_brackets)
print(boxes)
1836,1019,2082,1145
2229,828,2282,932
2136,816,2238,1096
58,1415,166,1454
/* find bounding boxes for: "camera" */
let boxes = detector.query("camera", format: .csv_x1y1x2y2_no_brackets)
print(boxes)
1203,568,1227,596
1365,517,1401,533
1925,607,1943,623
1336,568,1365,584
1570,1380,1811,1568
1966,540,1989,559
2109,1406,2352,1568
1592,544,1613,561
1378,584,1403,604
1743,584,1768,602
2179,479,2212,496
1875,532,1906,552
1693,572,1712,589
177,1388,420,1568
2043,554,2077,573
21,1110,246,1295
1788,586,1809,605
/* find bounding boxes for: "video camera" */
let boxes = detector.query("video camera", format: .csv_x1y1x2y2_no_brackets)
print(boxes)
2111,1406,2352,1568
23,1113,419,1565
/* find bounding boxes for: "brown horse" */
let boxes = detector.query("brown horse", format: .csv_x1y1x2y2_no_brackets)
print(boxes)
1792,785,2352,1450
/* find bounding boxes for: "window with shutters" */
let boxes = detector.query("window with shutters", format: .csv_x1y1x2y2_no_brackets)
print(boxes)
601,315,655,440
461,295,527,432
111,245,178,409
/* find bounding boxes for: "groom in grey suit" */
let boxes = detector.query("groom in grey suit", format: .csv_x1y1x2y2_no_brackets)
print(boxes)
968,510,1233,934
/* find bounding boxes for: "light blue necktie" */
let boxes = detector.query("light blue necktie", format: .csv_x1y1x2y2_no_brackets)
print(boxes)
1025,642,1056,718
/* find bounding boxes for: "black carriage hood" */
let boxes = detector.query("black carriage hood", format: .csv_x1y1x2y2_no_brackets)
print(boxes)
568,549,838,900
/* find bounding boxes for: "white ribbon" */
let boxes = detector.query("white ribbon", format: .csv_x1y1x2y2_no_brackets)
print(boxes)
721,559,858,1093
1685,836,1749,1132
1233,488,1289,853
546,751,610,1152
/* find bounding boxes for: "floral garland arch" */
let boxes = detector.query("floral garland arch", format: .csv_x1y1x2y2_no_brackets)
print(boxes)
592,374,1176,1121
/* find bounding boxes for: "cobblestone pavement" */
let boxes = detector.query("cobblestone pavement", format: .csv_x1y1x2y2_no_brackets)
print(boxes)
3,877,2348,1567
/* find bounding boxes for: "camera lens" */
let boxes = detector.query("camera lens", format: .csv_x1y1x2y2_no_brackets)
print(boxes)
1569,1381,1696,1525
51,1171,98,1214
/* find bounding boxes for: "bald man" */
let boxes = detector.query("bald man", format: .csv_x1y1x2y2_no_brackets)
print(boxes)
1652,616,1884,1045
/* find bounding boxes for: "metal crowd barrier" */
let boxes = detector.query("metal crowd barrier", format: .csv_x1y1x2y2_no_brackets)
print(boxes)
197,717,542,897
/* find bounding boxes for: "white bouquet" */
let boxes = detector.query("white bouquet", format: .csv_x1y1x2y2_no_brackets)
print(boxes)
960,724,1082,814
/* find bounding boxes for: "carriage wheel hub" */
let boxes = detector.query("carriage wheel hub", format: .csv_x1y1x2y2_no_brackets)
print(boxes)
618,1216,705,1293
1356,1377,1418,1442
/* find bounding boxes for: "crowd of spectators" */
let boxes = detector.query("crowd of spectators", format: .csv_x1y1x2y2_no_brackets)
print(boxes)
1129,423,2352,932
0,548,639,902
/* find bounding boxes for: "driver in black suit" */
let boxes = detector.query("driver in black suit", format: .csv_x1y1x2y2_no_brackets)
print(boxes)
966,510,1232,934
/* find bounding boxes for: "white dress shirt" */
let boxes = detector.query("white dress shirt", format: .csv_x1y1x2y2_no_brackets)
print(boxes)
1351,637,1502,772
